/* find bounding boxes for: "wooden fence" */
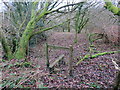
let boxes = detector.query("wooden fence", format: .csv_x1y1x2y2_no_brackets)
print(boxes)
45,43,73,76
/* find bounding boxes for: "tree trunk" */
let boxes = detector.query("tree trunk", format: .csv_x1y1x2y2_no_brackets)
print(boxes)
0,31,13,60
15,21,35,59
15,33,31,59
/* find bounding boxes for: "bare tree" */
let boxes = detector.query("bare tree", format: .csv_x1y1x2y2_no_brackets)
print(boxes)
0,0,84,60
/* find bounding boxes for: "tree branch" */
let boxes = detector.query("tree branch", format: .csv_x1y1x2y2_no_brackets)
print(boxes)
33,22,64,36
50,2,85,14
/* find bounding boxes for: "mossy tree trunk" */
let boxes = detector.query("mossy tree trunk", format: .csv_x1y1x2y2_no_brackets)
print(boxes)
1,1,85,60
104,0,120,16
0,31,13,60
15,20,35,59
1,1,49,60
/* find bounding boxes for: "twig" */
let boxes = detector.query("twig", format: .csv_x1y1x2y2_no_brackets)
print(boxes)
112,57,120,71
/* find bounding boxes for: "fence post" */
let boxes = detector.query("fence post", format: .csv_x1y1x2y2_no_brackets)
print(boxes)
45,43,49,68
69,45,73,76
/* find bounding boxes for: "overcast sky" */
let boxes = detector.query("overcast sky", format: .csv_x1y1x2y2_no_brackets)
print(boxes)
0,0,119,12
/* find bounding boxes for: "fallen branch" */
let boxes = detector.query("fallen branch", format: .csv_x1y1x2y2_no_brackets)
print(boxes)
112,60,120,71
76,50,120,65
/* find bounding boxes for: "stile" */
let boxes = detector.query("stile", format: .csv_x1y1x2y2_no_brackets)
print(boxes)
45,43,74,76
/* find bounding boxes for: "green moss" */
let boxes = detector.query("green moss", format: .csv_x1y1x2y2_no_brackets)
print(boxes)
0,31,13,60
104,0,120,16
76,50,120,65
15,20,35,59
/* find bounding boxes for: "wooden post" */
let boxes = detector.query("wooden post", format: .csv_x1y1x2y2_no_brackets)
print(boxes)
45,43,49,68
69,45,73,76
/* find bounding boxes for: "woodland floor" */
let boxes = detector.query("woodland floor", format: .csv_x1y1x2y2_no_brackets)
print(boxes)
1,32,120,88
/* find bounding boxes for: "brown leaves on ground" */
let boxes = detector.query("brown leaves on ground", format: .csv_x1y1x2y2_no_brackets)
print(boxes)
1,31,119,88
104,25,120,45
35,32,119,88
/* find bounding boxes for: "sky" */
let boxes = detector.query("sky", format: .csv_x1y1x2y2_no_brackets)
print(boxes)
0,0,119,12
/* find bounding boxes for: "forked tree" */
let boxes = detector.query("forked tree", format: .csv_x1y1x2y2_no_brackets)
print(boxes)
0,0,85,60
